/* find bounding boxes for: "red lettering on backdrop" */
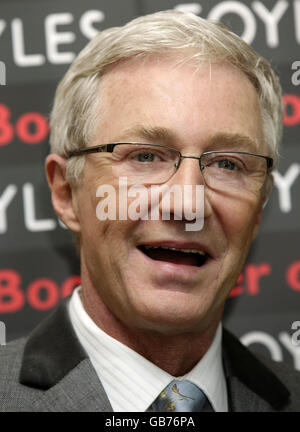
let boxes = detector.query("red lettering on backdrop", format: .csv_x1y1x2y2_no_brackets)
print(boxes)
283,94,300,126
0,104,14,146
16,112,49,144
286,261,300,291
229,263,271,297
27,278,59,310
0,103,49,145
0,271,80,313
0,270,25,313
246,263,271,295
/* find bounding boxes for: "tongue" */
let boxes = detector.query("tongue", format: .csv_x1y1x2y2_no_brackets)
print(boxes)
145,247,199,266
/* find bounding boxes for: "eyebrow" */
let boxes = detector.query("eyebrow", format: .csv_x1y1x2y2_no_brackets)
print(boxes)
209,132,259,153
118,125,177,143
115,125,259,153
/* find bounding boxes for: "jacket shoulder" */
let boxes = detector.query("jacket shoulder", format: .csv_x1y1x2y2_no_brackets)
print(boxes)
0,337,26,381
222,328,300,411
0,338,43,411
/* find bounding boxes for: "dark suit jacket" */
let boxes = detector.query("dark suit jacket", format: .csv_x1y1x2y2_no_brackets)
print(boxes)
0,299,300,411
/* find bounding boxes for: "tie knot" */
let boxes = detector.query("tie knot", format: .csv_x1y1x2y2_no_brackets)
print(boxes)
148,379,207,412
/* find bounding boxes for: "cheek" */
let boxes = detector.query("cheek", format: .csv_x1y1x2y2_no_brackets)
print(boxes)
77,181,137,255
209,192,262,299
212,192,261,248
76,162,117,234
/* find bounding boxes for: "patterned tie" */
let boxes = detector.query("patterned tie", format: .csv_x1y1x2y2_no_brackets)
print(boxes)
148,380,207,412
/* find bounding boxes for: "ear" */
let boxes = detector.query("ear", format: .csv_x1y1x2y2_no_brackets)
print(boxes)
45,154,81,233
251,174,274,241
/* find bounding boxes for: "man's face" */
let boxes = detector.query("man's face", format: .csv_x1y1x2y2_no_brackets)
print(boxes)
72,57,266,336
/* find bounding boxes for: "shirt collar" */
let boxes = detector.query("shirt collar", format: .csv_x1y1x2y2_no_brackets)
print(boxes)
68,286,227,412
180,324,227,411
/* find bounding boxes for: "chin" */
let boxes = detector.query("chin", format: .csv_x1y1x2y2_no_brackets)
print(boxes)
128,297,213,336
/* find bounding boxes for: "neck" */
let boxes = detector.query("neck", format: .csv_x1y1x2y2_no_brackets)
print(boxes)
80,280,221,377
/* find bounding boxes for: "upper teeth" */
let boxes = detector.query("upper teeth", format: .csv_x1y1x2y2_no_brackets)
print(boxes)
144,246,205,256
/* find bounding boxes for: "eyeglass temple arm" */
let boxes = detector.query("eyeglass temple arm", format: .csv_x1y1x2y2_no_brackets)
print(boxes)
67,143,117,158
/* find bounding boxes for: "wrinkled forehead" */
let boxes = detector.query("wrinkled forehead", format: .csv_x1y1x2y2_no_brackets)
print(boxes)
94,55,264,153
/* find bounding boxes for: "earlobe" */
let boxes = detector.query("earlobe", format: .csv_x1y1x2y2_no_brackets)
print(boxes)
45,154,81,233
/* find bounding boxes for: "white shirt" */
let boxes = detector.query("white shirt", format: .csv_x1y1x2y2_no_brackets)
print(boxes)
68,286,228,412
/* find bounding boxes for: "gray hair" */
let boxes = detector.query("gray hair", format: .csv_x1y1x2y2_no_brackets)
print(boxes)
49,10,283,184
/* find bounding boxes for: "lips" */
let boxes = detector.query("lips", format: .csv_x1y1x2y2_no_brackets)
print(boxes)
138,243,209,267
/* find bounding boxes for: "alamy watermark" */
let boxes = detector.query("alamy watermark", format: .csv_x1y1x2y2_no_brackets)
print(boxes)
0,61,6,86
291,61,300,86
0,321,6,345
291,321,300,346
95,177,204,231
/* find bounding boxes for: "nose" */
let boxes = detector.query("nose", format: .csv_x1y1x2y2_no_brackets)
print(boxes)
174,156,205,186
159,157,212,226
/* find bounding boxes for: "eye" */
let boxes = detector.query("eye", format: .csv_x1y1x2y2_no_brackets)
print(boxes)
133,151,157,162
205,154,245,172
112,145,165,163
214,159,239,171
128,148,172,163
112,144,179,166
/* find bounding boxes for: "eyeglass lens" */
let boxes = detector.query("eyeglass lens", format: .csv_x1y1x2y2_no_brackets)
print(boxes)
107,143,268,193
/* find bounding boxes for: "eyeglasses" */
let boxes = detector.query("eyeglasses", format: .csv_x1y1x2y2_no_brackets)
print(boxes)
67,142,273,193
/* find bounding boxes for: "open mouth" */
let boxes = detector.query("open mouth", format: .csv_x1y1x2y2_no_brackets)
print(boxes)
138,245,208,267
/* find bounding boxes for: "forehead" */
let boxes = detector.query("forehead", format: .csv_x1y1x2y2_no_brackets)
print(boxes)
96,56,263,152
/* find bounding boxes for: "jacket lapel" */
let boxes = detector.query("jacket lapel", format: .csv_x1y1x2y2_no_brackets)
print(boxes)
19,300,113,412
222,329,290,412
226,377,277,412
31,358,113,412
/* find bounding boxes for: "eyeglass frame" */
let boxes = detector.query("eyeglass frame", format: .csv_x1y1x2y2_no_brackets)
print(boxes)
66,142,273,182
